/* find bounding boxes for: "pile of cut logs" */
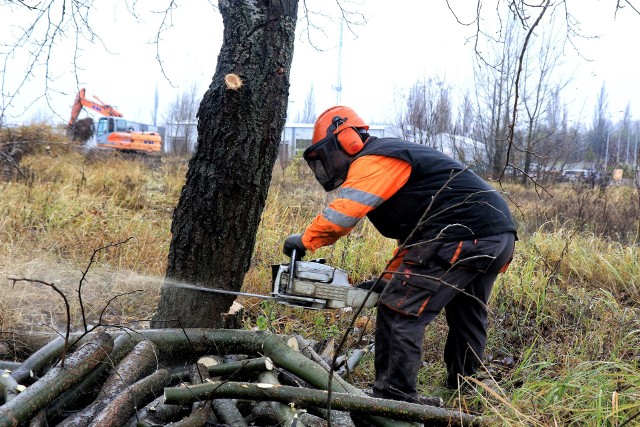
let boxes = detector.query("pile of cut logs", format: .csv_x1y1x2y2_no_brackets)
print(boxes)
0,329,486,426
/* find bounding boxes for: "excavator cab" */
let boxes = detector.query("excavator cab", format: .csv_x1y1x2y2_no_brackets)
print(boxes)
95,116,161,153
96,117,127,139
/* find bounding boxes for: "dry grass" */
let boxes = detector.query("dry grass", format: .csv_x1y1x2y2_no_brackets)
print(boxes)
1,139,640,425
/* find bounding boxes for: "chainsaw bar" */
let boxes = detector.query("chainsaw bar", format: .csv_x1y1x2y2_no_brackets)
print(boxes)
166,282,278,300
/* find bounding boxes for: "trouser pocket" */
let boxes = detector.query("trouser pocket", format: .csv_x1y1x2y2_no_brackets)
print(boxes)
436,233,515,273
379,264,441,317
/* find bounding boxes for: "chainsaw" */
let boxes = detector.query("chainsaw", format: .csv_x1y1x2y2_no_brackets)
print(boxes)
168,250,379,310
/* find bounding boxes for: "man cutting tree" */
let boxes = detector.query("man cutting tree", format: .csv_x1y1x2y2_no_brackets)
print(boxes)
283,105,517,403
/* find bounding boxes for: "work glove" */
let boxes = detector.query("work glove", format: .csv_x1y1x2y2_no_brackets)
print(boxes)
283,234,307,260
354,278,388,294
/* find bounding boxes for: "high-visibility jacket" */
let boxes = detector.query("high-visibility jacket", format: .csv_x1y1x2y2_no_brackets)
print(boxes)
301,137,517,273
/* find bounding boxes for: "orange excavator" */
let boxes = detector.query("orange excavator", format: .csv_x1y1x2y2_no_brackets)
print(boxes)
68,88,162,153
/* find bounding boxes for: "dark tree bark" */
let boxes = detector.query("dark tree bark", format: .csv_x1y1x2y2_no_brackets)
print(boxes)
152,0,299,328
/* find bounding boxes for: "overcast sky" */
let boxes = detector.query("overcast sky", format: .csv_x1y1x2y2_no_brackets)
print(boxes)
1,1,638,127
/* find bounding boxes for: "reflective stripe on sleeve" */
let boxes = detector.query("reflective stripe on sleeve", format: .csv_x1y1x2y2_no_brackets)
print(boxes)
337,187,385,208
322,207,360,228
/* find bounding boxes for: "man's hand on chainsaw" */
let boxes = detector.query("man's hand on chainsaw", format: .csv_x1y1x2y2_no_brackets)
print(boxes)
283,234,307,260
355,278,388,294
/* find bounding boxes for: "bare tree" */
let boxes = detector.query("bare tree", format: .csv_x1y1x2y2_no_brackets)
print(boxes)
621,101,632,164
151,85,159,127
471,14,522,179
517,22,568,184
164,83,201,155
297,85,316,123
455,91,474,137
394,77,449,146
537,87,581,180
588,83,611,167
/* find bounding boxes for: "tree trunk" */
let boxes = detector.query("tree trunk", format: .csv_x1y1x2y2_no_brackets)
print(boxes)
152,0,299,328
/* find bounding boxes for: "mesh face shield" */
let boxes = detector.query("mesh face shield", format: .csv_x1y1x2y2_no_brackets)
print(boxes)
303,135,354,191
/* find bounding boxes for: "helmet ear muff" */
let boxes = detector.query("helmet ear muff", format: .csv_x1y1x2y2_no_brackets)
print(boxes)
336,127,364,155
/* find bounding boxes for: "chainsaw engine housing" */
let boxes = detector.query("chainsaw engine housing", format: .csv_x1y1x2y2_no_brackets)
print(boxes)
271,259,379,309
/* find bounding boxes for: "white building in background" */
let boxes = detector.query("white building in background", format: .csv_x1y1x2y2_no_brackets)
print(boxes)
164,121,198,154
161,121,389,156
280,123,388,158
431,133,488,167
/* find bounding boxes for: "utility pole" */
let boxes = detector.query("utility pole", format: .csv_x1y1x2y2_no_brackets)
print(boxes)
605,133,609,167
334,21,343,105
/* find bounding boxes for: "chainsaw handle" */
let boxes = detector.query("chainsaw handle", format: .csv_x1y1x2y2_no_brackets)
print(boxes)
288,249,297,291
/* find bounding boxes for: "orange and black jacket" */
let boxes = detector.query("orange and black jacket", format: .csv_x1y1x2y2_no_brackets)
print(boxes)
301,137,517,273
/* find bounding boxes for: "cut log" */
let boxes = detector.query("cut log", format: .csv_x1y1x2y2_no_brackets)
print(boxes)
210,356,273,377
172,356,273,382
164,381,487,426
294,335,332,372
58,339,159,426
166,362,216,427
122,396,186,427
209,357,247,427
26,410,46,427
337,346,372,378
10,336,66,384
46,334,136,421
0,371,21,403
211,398,247,427
140,329,419,427
19,330,479,427
88,368,171,427
164,405,212,426
0,332,113,427
253,371,306,426
0,363,20,372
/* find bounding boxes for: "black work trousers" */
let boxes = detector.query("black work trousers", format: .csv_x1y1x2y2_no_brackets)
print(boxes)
372,232,515,402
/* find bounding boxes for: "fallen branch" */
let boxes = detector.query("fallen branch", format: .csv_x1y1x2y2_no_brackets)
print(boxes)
46,334,137,421
172,356,273,381
10,336,67,384
253,370,306,426
0,371,22,403
88,368,171,427
58,339,159,426
211,398,247,427
209,357,247,427
0,332,114,427
122,396,186,427
0,363,20,372
14,330,484,427
164,381,486,426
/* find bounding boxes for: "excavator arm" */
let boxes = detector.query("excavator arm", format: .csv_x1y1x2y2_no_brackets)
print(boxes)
68,88,124,127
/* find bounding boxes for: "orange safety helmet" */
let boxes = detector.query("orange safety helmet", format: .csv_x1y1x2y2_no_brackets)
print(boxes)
312,106,369,155
304,106,370,191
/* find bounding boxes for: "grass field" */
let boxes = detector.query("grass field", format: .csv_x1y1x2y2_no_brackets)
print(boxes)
1,140,639,426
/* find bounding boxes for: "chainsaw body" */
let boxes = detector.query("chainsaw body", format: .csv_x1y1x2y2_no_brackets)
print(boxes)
271,259,379,309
